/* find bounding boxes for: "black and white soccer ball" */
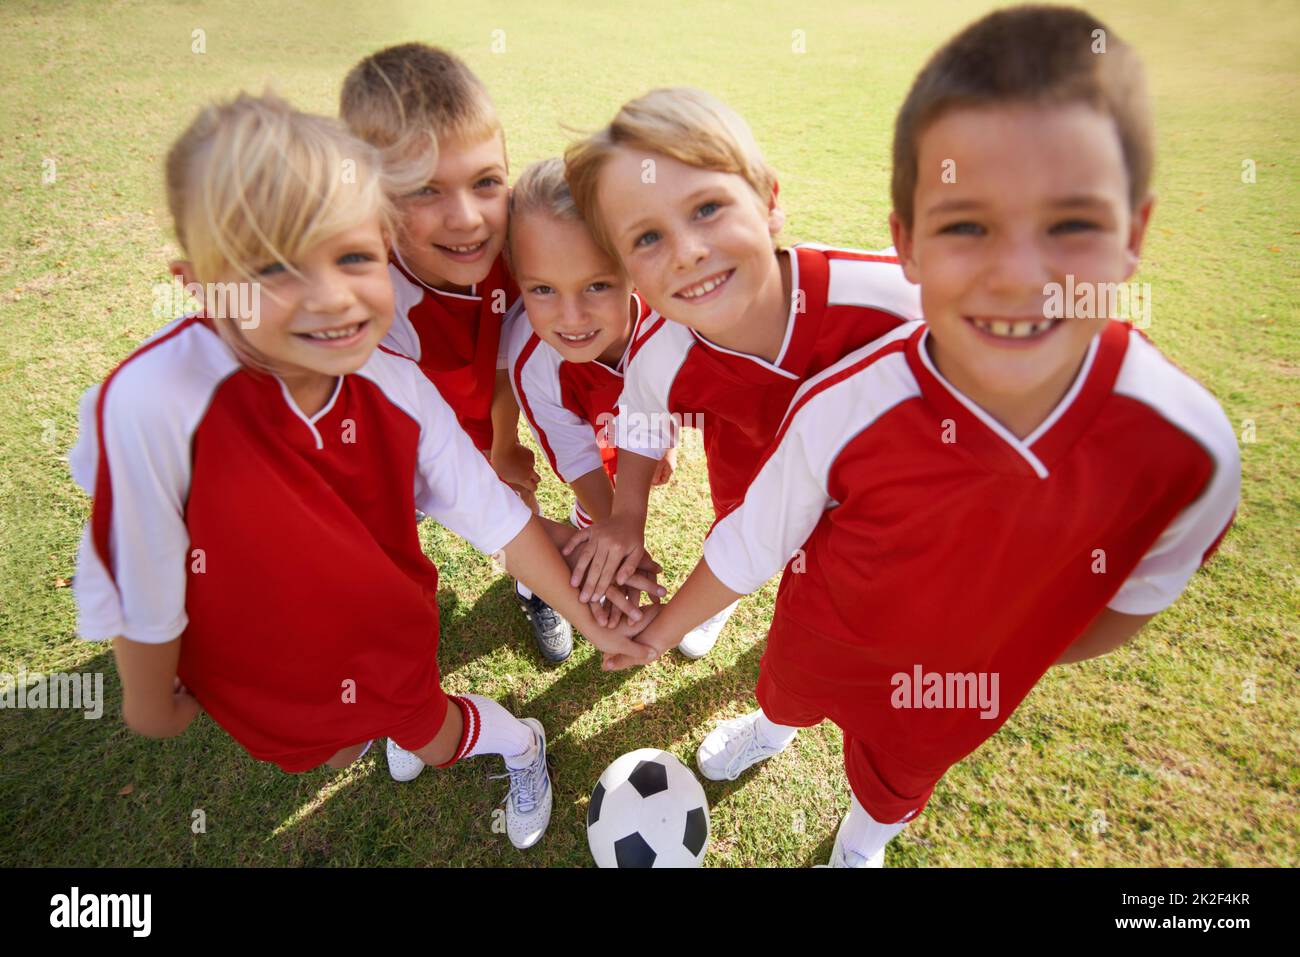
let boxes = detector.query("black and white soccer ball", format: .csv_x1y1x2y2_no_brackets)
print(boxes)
586,748,710,868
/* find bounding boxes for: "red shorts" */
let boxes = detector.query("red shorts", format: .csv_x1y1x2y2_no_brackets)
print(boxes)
756,661,934,825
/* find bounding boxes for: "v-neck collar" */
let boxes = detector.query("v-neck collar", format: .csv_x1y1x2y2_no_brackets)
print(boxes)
687,247,803,381
906,321,1130,478
590,292,644,377
275,375,343,451
389,248,480,300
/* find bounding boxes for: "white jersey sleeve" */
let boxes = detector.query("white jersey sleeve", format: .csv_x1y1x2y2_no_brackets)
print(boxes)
703,325,921,595
506,313,605,484
497,299,524,372
361,350,530,556
70,319,238,644
615,316,692,462
382,264,426,363
1107,335,1242,615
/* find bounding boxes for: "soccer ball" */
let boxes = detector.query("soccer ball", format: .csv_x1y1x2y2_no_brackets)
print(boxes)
586,748,710,868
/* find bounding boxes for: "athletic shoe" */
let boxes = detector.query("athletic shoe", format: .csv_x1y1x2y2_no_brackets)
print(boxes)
515,585,573,663
678,599,739,659
386,738,425,782
490,717,553,849
696,709,793,781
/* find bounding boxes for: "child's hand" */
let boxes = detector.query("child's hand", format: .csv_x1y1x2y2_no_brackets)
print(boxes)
650,448,676,487
508,483,539,514
582,614,662,665
601,614,678,671
492,442,540,495
123,679,200,738
587,554,665,627
563,512,648,604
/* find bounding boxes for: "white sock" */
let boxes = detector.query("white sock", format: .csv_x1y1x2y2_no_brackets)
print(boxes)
452,693,537,767
754,709,799,749
516,579,533,601
839,792,911,859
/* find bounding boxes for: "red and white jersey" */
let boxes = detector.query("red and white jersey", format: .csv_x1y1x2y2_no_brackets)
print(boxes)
704,319,1240,818
69,315,531,771
617,244,921,516
384,249,520,450
504,294,650,498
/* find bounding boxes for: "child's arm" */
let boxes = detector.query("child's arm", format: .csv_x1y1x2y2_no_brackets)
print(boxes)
112,636,201,737
1056,391,1239,666
1053,610,1156,665
410,371,657,661
489,369,539,494
563,448,659,603
650,447,677,487
536,514,665,624
570,466,615,525
602,556,741,670
502,515,659,663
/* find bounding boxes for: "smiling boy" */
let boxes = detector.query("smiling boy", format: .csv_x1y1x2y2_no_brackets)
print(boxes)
340,43,573,762
562,88,920,656
606,5,1241,868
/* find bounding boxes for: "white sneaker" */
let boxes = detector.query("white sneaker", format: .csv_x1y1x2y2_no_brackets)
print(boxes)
386,738,425,782
490,718,552,849
696,709,793,781
816,816,886,868
678,599,739,659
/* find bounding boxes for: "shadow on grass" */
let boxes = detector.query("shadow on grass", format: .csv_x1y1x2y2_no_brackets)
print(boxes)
0,599,798,867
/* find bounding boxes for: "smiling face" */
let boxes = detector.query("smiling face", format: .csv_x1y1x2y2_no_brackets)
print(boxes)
393,131,509,292
892,102,1152,432
594,146,784,341
512,211,636,365
202,217,394,395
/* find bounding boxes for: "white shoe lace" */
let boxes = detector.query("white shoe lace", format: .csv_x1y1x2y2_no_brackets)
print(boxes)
491,763,539,814
491,740,543,815
722,719,776,779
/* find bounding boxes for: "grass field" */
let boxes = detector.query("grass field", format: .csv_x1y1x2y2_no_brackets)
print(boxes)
0,0,1296,867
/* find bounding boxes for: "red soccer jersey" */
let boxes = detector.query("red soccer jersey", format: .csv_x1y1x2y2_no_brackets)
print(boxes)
506,293,651,498
385,249,520,450
704,320,1241,822
69,316,531,772
616,244,921,517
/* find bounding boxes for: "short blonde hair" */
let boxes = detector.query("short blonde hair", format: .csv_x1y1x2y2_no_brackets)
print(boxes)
505,157,586,272
564,87,778,259
340,42,503,197
164,89,393,368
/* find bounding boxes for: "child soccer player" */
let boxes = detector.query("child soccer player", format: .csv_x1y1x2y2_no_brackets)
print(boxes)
604,5,1241,868
69,92,658,851
502,157,674,566
339,44,572,668
561,87,922,657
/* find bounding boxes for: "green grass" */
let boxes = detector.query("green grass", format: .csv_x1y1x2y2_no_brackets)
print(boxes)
1,0,1296,867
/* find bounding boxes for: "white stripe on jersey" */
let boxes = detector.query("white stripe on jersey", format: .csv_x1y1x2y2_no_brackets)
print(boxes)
1106,333,1240,614
704,327,922,596
383,263,428,363
826,256,922,322
502,306,606,483
617,315,692,460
